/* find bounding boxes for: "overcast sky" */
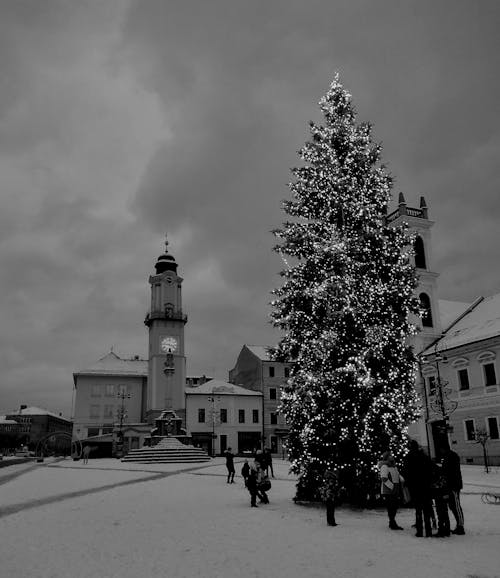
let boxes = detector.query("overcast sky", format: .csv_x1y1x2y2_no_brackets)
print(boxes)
1,0,499,417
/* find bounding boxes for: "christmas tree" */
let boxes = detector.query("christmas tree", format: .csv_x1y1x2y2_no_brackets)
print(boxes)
270,75,421,504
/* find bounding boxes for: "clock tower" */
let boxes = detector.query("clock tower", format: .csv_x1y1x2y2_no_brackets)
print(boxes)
145,234,187,424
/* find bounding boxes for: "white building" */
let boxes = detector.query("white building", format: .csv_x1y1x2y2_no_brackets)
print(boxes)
185,380,262,456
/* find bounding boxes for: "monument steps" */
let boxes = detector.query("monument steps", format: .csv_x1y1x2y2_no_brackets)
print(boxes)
121,435,210,463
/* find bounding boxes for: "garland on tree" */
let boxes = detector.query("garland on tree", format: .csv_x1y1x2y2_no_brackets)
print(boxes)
270,75,421,504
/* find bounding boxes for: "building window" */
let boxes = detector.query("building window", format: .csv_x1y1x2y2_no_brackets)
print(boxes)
269,388,277,400
220,408,227,423
419,293,433,327
284,367,290,378
198,408,205,423
90,405,100,418
91,385,101,397
104,405,114,418
252,409,259,423
87,427,100,437
269,366,275,378
270,412,278,425
414,236,427,269
238,409,245,424
458,369,470,391
464,419,475,441
483,363,497,386
105,384,115,397
487,417,499,440
102,426,113,434
427,376,437,395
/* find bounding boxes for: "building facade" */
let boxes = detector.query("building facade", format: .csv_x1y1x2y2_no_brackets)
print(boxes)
228,345,290,456
2,406,72,452
420,294,500,465
185,380,262,456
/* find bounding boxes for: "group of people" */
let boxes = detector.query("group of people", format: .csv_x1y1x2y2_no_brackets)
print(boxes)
378,441,465,537
224,447,274,507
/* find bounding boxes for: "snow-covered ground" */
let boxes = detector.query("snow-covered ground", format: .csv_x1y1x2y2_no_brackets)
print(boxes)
0,458,499,578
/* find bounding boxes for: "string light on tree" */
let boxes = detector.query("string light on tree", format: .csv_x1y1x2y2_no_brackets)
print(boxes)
270,74,420,504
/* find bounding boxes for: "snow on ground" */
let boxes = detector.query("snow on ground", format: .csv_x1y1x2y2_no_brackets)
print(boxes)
0,459,499,578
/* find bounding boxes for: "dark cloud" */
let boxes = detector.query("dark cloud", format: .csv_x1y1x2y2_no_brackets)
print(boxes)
1,0,499,415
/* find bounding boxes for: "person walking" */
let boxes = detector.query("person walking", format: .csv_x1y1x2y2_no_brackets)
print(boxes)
256,462,270,504
379,451,404,530
403,440,434,537
441,446,465,535
320,469,339,526
224,447,235,483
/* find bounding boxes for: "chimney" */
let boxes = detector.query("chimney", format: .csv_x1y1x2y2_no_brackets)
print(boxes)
19,404,27,413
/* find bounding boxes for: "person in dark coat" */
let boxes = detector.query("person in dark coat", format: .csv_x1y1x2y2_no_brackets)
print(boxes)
403,440,434,537
241,459,250,486
441,446,465,535
263,447,275,478
320,469,339,526
431,460,450,537
224,447,235,483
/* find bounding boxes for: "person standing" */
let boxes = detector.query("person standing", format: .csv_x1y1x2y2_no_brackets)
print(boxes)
241,459,250,486
431,459,451,537
379,451,404,530
224,447,235,483
247,461,260,507
82,445,91,465
263,447,275,478
403,440,434,537
320,469,339,526
441,446,465,535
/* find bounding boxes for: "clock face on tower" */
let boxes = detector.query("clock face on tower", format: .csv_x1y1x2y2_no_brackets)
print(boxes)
160,336,178,353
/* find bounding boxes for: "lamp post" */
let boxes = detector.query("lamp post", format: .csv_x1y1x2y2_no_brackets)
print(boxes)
116,389,131,457
207,395,220,457
420,347,457,457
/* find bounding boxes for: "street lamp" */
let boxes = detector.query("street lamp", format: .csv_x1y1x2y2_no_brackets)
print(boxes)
116,389,131,456
207,395,220,457
420,348,458,459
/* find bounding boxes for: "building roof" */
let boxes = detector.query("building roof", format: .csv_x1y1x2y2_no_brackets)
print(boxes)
431,293,500,353
185,379,262,396
0,416,19,424
6,406,72,422
438,299,472,332
74,351,148,380
245,345,273,361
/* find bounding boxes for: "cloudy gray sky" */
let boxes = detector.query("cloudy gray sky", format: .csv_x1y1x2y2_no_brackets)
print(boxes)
1,0,499,417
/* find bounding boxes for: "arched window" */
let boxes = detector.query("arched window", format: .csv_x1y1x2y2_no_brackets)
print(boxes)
414,236,427,269
164,302,174,317
419,293,433,327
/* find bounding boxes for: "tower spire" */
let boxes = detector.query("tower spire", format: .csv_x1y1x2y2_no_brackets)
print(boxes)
164,232,169,252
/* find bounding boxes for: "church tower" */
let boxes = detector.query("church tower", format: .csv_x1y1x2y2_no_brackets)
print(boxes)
387,194,442,354
145,235,187,424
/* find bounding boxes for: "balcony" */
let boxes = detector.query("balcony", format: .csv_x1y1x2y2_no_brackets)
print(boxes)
144,309,188,326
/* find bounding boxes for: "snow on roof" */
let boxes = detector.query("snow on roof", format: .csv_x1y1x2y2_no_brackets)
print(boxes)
0,416,18,424
438,299,472,332
7,406,72,422
185,379,261,396
245,345,273,361
433,293,500,352
74,351,148,378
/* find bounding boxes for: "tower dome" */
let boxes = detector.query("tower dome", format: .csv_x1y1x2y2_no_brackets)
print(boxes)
155,233,178,274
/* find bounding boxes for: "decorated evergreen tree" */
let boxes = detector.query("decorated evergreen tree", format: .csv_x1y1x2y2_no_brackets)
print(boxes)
270,75,421,504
